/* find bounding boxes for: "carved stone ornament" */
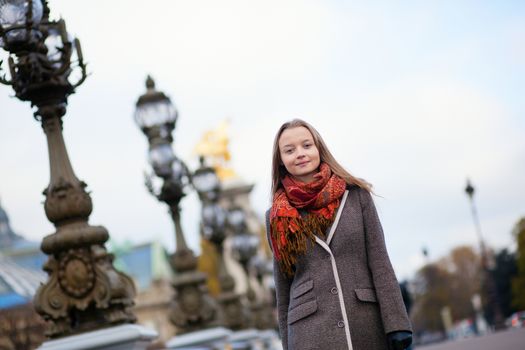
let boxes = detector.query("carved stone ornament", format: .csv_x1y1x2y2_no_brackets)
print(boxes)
255,300,277,330
216,287,247,331
57,248,95,298
170,248,198,273
169,271,218,334
214,254,246,330
43,178,93,225
34,243,137,338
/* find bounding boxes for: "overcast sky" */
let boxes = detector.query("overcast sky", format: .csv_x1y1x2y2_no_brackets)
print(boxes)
1,0,524,280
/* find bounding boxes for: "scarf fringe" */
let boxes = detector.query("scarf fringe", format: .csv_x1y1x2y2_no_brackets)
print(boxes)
271,214,334,277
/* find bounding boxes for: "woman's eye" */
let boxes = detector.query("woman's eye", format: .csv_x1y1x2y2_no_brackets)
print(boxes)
304,143,311,148
285,149,293,154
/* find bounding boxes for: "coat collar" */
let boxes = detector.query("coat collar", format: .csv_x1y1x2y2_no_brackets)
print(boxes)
315,190,349,248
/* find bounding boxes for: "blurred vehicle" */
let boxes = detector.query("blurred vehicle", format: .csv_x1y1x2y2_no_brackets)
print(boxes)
450,318,476,339
412,331,446,346
506,311,525,328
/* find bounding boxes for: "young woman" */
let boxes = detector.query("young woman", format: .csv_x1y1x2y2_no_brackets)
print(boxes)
265,119,412,350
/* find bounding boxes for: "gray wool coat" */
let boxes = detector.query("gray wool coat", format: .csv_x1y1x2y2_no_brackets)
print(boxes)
265,186,412,350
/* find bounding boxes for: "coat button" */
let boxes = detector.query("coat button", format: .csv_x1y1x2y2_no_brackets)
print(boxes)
337,321,345,328
330,287,338,294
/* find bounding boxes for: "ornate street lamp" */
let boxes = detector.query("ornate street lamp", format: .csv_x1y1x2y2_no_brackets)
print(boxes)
250,254,277,330
464,179,504,329
193,158,247,330
135,77,218,334
0,0,136,338
250,255,272,291
229,207,265,329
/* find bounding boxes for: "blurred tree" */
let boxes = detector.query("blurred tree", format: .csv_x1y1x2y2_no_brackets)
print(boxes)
444,246,482,321
491,248,517,317
411,263,453,332
410,245,482,333
511,218,525,310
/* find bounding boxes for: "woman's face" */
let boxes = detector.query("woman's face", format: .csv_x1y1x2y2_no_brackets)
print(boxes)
278,126,320,183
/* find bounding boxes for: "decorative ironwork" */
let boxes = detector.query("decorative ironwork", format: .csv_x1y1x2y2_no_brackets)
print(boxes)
57,248,95,298
228,206,274,329
135,77,219,334
193,160,248,330
0,0,136,338
0,1,86,114
249,255,277,330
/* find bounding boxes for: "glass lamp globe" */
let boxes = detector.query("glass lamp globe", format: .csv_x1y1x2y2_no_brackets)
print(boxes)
148,143,174,178
227,207,246,233
44,26,62,62
170,157,189,185
192,166,220,195
134,76,177,131
43,22,77,70
201,203,227,244
249,254,267,281
231,233,260,267
0,0,44,48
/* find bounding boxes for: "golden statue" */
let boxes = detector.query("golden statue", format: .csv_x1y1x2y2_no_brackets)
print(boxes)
193,120,237,181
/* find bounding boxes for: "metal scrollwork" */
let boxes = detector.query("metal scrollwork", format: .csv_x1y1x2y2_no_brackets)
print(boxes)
1,0,137,338
57,249,95,298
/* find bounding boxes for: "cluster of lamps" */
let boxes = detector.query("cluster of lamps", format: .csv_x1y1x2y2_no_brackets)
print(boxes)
134,77,273,333
1,0,275,345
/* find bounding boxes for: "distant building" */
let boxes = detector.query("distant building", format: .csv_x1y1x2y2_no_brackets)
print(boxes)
0,200,47,350
0,200,46,270
0,255,47,350
0,199,24,249
111,240,175,340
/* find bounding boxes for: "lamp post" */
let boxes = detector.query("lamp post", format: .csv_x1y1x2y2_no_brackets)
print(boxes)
0,0,136,338
193,158,247,330
250,254,278,330
229,206,263,328
464,179,504,330
134,77,219,334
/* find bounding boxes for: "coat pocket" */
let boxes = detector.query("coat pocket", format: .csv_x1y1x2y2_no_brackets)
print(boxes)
355,288,378,303
287,299,318,325
291,279,313,299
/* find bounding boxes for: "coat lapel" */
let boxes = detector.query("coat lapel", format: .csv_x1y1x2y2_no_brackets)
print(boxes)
326,190,348,246
314,189,348,251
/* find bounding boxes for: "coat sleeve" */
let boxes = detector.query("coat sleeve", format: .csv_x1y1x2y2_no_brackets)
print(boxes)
358,189,412,334
265,210,292,350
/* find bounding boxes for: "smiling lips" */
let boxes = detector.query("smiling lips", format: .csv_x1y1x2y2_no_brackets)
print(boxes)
296,161,310,166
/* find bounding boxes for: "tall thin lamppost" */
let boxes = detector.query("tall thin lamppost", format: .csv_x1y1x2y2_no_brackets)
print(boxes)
0,0,136,338
464,179,504,330
193,157,247,330
250,254,278,330
229,206,261,328
134,77,219,334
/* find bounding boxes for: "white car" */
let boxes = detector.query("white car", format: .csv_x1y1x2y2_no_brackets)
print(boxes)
506,311,525,328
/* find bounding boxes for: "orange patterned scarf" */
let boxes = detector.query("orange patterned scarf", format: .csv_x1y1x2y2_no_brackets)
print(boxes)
270,163,346,276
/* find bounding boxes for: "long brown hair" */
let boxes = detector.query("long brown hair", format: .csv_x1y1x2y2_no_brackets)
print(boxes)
271,118,371,198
